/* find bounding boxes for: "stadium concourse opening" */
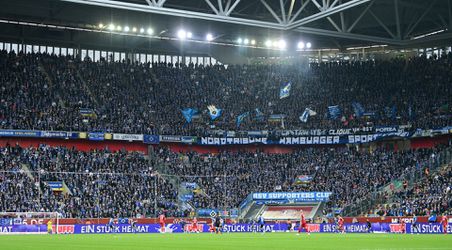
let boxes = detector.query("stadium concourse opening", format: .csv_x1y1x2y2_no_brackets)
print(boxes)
0,0,452,249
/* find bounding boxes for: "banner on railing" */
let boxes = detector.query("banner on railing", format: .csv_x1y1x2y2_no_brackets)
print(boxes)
112,133,143,141
251,192,332,202
1,223,450,234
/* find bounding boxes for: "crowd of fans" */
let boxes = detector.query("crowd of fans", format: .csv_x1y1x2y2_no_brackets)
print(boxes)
375,164,452,217
0,144,179,218
1,50,451,135
1,142,450,217
153,145,445,214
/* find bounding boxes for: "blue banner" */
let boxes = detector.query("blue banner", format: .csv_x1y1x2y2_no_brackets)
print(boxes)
255,108,264,122
207,105,222,120
181,108,198,123
251,192,332,202
328,105,341,119
299,108,310,123
88,132,105,141
0,130,41,137
279,81,291,99
352,102,365,118
40,131,79,139
143,135,159,144
236,112,250,128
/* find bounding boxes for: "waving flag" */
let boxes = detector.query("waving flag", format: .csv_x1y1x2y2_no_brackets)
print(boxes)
207,105,222,120
236,112,250,128
352,102,365,118
328,105,341,119
293,175,313,185
279,81,292,99
299,108,316,123
181,108,198,123
255,108,264,122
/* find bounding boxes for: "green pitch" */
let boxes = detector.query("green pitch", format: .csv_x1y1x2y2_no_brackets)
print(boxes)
1,233,451,250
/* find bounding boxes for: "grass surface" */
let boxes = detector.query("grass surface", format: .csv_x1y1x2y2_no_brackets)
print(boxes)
1,233,451,250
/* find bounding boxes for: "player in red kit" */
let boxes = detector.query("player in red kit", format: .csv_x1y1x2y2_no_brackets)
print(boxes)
191,217,200,233
441,215,448,235
400,218,406,234
159,213,166,233
297,210,310,235
337,216,345,234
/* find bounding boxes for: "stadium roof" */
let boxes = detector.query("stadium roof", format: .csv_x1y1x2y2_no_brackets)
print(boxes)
0,0,450,55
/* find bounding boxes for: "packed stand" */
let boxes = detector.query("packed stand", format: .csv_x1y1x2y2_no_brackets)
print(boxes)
1,50,451,135
375,164,452,217
153,145,445,213
0,144,180,218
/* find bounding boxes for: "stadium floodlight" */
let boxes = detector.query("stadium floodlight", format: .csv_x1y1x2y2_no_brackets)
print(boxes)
147,28,154,35
306,42,312,48
116,25,122,31
244,38,249,45
177,29,187,40
206,33,214,41
124,26,130,32
140,28,145,33
265,40,272,47
108,23,115,31
251,40,256,45
132,27,137,32
278,40,287,50
98,23,104,29
237,38,243,44
297,41,305,49
187,32,193,39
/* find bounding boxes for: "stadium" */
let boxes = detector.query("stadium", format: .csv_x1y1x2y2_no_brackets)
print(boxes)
0,0,451,249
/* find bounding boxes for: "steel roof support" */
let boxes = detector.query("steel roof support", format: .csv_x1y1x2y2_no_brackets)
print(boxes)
288,0,311,24
225,0,240,16
394,0,401,39
404,0,437,38
260,0,284,24
347,0,373,32
369,10,396,39
287,0,371,29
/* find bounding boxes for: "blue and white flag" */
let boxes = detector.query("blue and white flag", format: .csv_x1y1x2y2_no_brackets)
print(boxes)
279,82,292,99
181,108,198,123
328,105,341,119
352,102,365,118
236,112,250,128
255,108,264,122
408,106,415,120
299,108,316,123
207,105,222,120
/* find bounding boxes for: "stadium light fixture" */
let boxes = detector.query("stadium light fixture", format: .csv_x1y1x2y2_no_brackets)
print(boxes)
98,23,104,29
251,40,256,45
147,28,154,35
116,25,122,31
124,26,130,32
277,40,286,50
132,27,137,32
187,32,193,39
265,40,272,47
237,38,243,44
108,23,115,31
244,38,249,45
206,33,214,41
177,29,187,40
297,41,305,49
140,28,145,33
306,42,312,48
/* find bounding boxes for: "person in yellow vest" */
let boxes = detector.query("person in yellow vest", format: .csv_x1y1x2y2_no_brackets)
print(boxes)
47,220,53,234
